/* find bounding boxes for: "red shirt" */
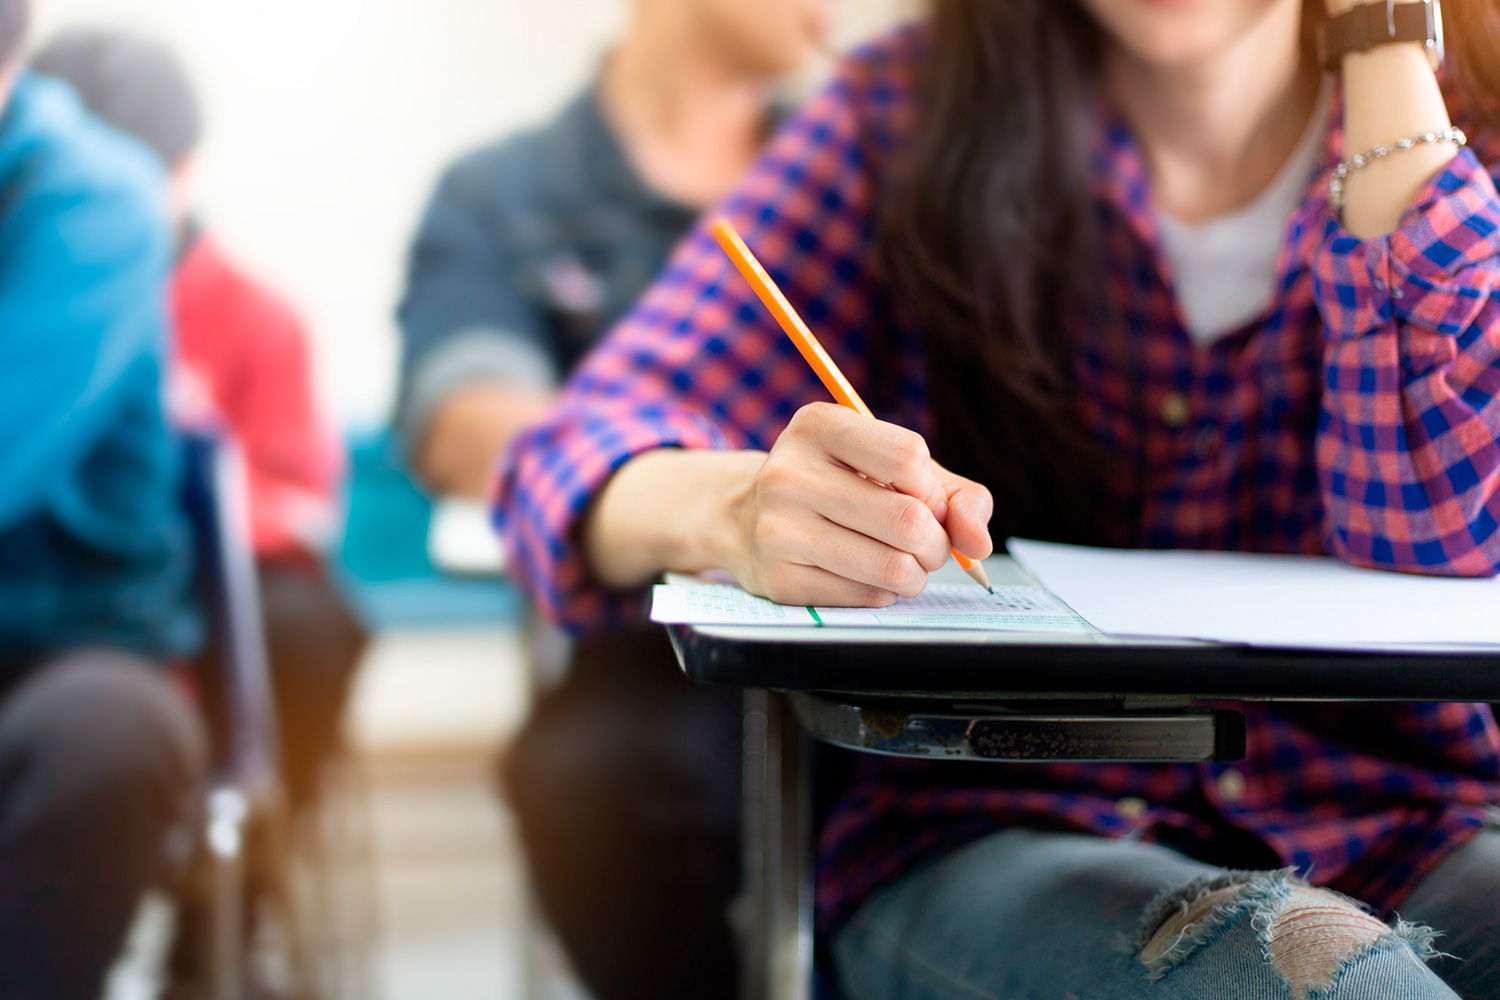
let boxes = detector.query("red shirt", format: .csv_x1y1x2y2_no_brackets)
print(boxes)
172,234,341,557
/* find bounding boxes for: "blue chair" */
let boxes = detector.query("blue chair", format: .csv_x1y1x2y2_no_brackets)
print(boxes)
337,429,524,630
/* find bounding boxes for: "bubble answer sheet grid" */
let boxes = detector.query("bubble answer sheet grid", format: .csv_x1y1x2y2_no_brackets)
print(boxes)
649,573,1095,631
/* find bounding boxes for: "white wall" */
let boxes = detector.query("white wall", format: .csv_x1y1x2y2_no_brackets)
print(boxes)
29,0,914,429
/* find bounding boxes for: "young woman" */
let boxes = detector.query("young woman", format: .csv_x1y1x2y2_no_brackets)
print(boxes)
497,0,1500,995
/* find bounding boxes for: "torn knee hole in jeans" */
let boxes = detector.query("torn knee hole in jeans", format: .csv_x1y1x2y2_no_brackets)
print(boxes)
1128,870,1444,997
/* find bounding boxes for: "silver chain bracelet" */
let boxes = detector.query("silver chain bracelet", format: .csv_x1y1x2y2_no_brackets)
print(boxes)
1329,126,1466,211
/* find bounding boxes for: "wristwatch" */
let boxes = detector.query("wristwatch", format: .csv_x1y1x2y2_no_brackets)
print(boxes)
1318,0,1444,72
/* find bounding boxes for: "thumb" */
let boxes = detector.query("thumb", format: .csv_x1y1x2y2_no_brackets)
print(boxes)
933,462,994,561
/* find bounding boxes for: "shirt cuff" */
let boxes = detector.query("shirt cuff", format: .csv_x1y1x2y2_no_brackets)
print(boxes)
495,406,734,635
1316,148,1500,341
396,329,560,456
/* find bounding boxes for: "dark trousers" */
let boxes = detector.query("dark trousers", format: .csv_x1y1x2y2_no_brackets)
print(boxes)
501,626,744,1000
167,559,365,993
257,558,366,809
0,650,206,1000
193,558,365,811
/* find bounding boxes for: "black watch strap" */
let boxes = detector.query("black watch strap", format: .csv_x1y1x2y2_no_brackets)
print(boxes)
1318,0,1443,72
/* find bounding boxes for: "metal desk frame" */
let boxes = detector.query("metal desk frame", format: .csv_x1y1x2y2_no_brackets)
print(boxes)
670,622,1500,1000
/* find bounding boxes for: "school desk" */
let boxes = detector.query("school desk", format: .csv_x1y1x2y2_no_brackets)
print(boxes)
665,555,1500,1000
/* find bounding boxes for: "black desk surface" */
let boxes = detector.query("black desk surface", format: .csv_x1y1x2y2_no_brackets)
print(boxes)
666,559,1500,702
669,623,1500,701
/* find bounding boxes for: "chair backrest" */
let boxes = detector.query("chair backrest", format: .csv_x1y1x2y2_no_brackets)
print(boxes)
336,428,526,629
178,429,280,793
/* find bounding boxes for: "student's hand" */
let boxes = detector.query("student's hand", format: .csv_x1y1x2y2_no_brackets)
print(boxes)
728,402,993,607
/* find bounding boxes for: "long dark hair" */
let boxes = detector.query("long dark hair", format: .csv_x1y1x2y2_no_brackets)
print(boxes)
1448,0,1500,137
880,0,1500,547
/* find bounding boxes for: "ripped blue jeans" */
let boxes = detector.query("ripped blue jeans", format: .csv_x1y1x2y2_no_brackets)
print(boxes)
833,827,1500,1000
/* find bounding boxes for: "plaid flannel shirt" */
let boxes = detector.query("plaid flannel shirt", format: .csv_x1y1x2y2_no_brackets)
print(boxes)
496,26,1500,928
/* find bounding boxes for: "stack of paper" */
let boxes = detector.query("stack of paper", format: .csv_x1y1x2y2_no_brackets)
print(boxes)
1007,539,1500,652
651,541,1500,652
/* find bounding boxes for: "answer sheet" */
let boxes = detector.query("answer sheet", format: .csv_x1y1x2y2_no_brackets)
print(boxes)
1008,539,1500,650
650,574,1095,631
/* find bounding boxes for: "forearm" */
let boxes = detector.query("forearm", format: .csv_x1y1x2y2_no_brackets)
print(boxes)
581,447,765,588
1339,35,1454,237
1316,155,1500,576
417,381,556,500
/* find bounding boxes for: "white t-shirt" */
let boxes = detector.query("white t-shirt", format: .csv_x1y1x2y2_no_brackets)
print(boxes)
1155,85,1331,346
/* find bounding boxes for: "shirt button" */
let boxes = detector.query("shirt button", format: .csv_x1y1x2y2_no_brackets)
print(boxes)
1159,392,1191,429
1194,426,1219,458
1216,768,1248,804
1115,796,1148,819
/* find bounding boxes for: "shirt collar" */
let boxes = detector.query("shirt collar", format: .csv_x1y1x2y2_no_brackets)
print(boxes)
572,84,700,226
1088,78,1344,224
573,75,790,224
1085,77,1345,333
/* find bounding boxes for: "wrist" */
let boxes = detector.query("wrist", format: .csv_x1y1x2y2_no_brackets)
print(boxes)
1325,0,1424,18
1335,20,1453,237
1322,0,1443,71
1340,37,1434,84
680,449,766,576
583,446,767,588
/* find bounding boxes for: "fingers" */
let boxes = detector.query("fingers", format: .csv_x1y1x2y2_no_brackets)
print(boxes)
741,403,997,608
934,462,995,561
807,473,952,573
755,513,933,599
753,562,899,610
758,437,951,574
787,403,948,513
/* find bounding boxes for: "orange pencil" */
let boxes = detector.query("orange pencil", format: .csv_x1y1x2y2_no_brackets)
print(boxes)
709,216,993,593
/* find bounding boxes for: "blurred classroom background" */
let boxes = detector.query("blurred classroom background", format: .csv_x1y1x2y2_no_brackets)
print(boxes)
29,0,911,426
20,1,908,997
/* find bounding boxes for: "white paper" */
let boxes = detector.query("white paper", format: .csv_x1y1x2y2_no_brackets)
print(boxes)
1008,539,1500,650
651,574,1095,631
428,499,507,576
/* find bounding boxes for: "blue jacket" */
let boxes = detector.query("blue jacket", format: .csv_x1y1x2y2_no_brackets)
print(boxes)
0,73,196,669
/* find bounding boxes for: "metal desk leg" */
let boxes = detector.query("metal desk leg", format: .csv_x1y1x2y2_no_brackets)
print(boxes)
742,690,812,1000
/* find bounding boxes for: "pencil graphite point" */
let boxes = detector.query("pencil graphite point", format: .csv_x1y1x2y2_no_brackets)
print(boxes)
962,559,993,593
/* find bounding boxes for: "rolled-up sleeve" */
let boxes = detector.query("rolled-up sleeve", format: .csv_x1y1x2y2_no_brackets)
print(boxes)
1315,148,1500,575
396,156,560,452
493,50,898,632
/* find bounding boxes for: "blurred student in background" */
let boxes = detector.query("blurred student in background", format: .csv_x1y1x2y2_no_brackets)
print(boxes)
0,2,207,997
32,29,369,814
398,0,834,995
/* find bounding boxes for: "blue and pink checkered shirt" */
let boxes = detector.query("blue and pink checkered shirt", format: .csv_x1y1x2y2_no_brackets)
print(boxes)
496,26,1500,928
